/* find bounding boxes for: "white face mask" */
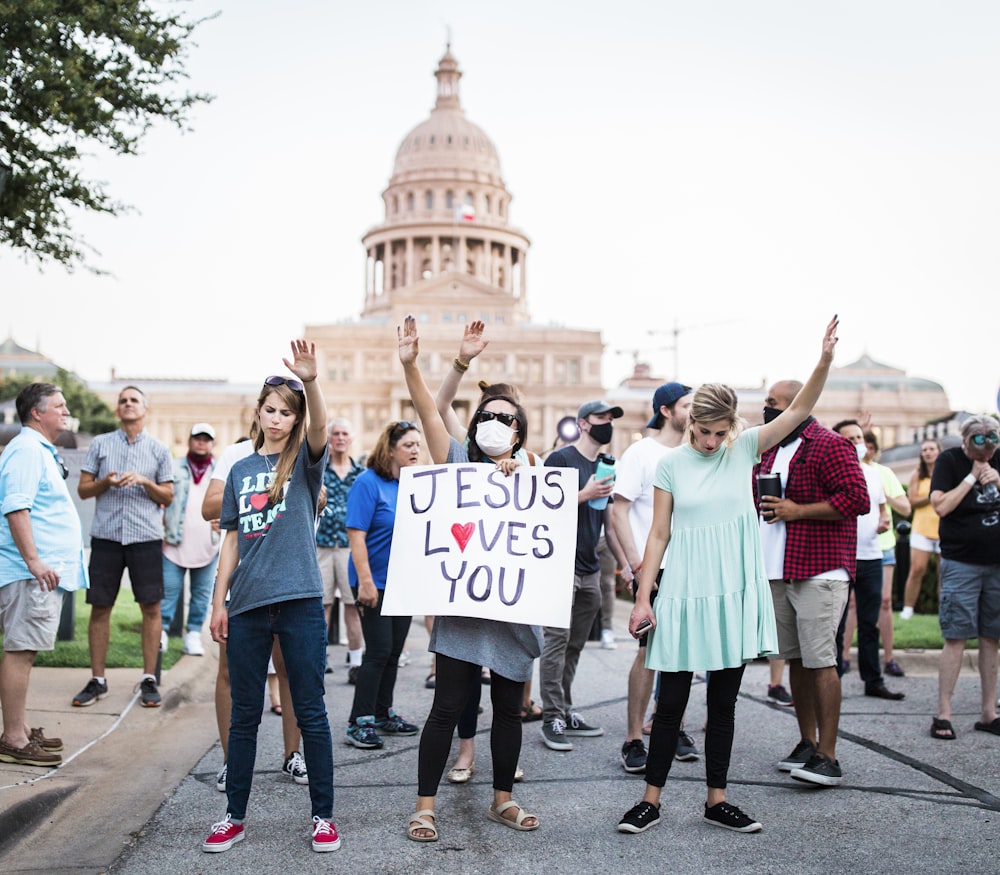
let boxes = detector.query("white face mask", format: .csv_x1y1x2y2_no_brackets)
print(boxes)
855,442,868,461
475,419,516,458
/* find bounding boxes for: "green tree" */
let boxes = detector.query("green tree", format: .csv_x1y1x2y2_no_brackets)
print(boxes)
0,1,212,271
0,368,117,435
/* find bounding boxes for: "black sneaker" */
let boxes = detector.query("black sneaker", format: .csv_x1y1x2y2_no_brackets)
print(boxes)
766,684,794,706
137,677,161,707
703,801,762,833
674,731,700,761
347,666,360,685
375,709,418,735
72,678,108,707
618,801,661,834
777,739,816,772
790,752,843,787
282,751,309,785
620,739,647,774
540,718,573,751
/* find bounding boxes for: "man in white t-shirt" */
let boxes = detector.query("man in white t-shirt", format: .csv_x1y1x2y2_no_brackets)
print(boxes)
611,382,694,774
832,420,904,701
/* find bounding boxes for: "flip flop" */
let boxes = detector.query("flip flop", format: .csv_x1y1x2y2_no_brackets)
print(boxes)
407,809,438,842
521,700,543,723
487,800,539,831
930,718,956,740
974,718,1000,736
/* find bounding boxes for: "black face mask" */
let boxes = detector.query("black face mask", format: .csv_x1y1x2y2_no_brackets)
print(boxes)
588,422,614,445
762,406,782,424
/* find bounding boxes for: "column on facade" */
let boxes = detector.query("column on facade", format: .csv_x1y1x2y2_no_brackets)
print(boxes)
432,236,441,275
405,236,413,287
503,244,512,293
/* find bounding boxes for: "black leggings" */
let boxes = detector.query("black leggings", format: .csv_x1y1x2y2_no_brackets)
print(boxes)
417,654,523,796
645,665,746,790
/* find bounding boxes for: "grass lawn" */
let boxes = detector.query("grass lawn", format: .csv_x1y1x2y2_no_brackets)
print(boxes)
30,590,185,670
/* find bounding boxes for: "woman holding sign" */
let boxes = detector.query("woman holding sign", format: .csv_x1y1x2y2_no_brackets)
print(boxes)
344,421,424,750
618,316,840,837
399,315,542,841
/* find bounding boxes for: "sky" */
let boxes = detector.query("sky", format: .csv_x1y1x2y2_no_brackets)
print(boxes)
3,0,999,414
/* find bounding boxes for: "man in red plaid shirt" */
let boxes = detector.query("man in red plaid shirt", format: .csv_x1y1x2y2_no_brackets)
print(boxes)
753,380,869,787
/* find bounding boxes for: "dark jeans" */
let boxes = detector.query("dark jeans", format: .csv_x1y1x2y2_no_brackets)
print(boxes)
349,589,410,722
645,666,746,790
417,653,524,796
226,597,333,820
836,558,884,688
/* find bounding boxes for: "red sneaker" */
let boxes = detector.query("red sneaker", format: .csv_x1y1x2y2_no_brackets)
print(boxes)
311,816,341,852
202,815,244,852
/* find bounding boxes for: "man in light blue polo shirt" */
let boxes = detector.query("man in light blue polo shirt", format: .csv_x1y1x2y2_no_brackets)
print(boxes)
0,383,87,767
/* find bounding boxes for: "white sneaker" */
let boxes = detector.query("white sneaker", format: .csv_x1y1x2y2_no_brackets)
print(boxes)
183,630,205,656
600,629,617,650
160,630,168,653
899,606,914,620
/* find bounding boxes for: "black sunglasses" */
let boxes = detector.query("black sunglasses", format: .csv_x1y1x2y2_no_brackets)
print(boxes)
264,375,304,394
971,432,1000,447
478,410,517,427
390,420,419,436
54,454,69,480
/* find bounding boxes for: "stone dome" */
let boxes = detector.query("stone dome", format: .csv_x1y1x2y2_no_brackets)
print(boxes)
389,48,504,186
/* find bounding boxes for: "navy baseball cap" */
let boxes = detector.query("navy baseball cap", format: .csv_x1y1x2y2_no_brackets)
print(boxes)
647,382,693,428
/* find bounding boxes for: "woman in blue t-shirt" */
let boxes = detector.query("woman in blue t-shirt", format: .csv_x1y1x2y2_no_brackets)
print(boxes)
204,340,340,855
399,315,542,841
344,420,423,749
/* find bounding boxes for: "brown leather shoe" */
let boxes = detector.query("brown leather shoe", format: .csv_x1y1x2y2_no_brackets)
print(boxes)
30,727,64,752
0,736,62,767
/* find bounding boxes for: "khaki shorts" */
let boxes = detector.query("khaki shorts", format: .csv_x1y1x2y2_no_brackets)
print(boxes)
317,546,355,607
0,580,63,652
769,577,848,669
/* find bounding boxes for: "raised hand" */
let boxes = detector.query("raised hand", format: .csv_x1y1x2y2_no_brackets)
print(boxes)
821,315,839,363
398,314,420,366
283,339,317,383
458,319,489,361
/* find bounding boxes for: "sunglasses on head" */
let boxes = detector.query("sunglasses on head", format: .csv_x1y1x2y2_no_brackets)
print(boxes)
264,375,304,394
390,420,418,436
970,432,1000,447
478,410,517,427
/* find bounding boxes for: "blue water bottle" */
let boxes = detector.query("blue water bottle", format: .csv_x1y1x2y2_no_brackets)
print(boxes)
588,453,616,510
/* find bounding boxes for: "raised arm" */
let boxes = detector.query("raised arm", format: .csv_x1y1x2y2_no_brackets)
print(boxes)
759,315,839,455
284,339,327,461
398,315,452,464
436,319,489,441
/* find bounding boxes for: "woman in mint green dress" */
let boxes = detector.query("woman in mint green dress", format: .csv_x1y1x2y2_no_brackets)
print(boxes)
617,316,840,837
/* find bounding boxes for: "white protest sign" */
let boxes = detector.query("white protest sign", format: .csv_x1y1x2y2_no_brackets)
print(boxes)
381,463,578,627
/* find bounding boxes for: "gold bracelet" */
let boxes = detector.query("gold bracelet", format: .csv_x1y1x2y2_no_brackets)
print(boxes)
453,357,470,373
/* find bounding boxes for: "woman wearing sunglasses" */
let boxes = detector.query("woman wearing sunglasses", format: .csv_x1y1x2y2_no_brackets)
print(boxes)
398,315,541,842
204,342,340,854
343,419,423,750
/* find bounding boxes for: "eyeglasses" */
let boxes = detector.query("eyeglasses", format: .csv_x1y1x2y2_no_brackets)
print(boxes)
970,432,1000,447
478,410,517,427
54,454,69,480
264,375,304,394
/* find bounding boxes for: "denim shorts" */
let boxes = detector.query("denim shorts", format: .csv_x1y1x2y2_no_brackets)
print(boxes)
882,548,896,567
938,558,1000,640
910,533,941,554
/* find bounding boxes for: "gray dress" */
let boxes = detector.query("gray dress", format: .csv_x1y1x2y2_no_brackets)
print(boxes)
426,439,543,682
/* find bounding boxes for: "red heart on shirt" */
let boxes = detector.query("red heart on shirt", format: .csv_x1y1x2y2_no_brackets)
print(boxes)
451,522,475,552
250,493,269,511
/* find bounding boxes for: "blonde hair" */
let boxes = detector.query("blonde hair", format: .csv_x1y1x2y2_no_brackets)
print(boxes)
253,383,306,505
686,383,743,448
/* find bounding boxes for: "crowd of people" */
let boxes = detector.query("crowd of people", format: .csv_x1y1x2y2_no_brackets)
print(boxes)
1,319,999,855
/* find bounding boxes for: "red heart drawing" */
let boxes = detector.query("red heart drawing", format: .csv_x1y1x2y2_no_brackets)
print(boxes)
450,522,475,552
250,493,269,511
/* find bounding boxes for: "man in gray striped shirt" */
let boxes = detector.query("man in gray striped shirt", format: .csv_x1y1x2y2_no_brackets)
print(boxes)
73,386,174,708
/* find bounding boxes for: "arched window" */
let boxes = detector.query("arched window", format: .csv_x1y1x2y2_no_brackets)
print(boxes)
407,192,415,211
425,190,434,210
445,190,454,209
